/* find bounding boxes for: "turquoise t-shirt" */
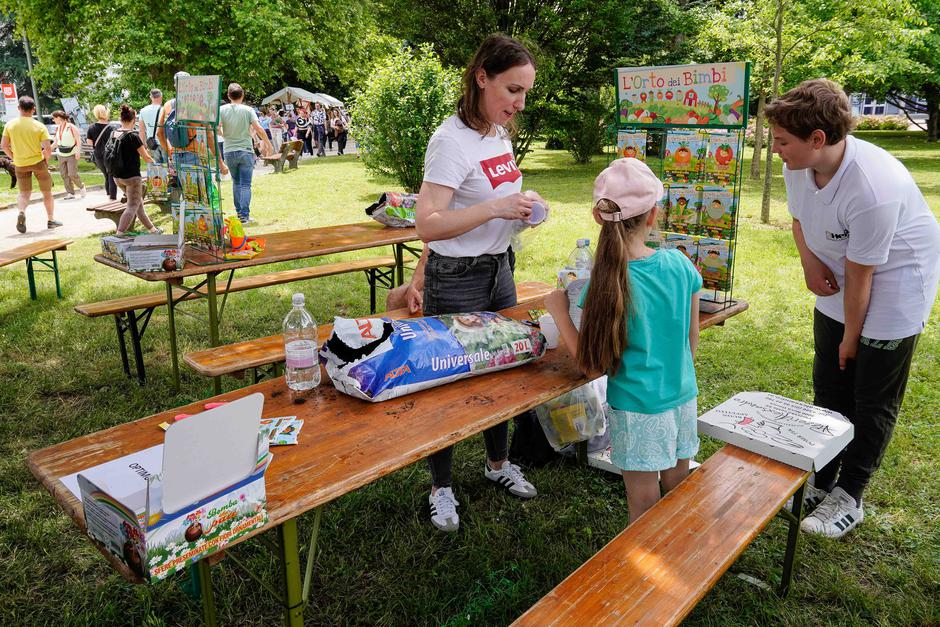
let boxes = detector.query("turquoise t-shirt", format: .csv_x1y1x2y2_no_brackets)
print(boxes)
579,249,702,413
219,103,259,154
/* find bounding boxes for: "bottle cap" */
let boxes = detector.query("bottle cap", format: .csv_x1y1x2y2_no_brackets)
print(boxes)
292,293,305,306
578,238,591,247
527,202,546,225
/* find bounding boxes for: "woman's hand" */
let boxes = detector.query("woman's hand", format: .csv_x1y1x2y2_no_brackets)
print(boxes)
491,192,534,221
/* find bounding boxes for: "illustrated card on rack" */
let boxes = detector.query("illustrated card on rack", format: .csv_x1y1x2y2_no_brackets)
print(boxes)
705,130,737,185
700,186,735,236
697,237,733,290
663,130,704,183
666,184,699,233
616,131,647,161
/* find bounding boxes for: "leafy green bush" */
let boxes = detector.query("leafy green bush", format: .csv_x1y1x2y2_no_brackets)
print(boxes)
854,115,909,131
349,44,461,193
561,87,615,164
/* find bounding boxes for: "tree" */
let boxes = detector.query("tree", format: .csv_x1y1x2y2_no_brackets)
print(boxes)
695,0,928,222
0,0,394,106
349,45,461,192
376,0,693,164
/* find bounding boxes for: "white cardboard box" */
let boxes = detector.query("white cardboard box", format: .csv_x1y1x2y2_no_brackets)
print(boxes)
62,394,271,581
697,391,853,471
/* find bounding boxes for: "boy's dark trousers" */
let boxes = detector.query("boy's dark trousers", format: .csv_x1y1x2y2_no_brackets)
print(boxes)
811,309,920,502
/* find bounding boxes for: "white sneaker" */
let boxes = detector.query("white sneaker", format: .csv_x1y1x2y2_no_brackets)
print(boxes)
785,482,828,512
484,461,537,499
79,187,87,198
801,487,864,538
63,193,76,200
429,487,459,532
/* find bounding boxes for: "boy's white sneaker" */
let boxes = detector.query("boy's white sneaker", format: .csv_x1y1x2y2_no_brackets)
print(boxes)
484,461,537,499
800,487,864,538
429,487,459,532
785,482,828,512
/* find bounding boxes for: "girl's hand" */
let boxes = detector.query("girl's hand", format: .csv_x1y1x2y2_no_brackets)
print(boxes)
492,192,534,221
544,289,570,319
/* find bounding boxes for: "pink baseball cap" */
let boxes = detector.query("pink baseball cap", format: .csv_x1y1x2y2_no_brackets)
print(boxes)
592,158,664,221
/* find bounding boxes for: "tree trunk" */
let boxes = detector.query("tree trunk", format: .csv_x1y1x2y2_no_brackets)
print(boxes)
760,0,785,225
926,86,939,142
750,91,766,180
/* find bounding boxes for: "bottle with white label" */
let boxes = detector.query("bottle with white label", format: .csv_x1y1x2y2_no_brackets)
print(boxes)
283,293,320,393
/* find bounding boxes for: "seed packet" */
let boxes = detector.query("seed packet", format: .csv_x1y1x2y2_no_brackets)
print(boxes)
663,130,704,183
697,237,733,290
616,131,647,161
146,163,169,200
666,184,699,233
699,186,735,236
705,130,737,185
271,418,304,446
661,232,698,265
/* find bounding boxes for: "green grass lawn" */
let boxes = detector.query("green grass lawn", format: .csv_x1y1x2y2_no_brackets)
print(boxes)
1,132,937,625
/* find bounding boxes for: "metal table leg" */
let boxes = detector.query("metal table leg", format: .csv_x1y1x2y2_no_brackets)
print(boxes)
206,272,221,395
779,481,806,597
166,282,181,393
197,559,219,626
278,519,306,627
26,257,37,300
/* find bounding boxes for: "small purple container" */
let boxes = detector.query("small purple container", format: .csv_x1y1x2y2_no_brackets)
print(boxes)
527,202,546,225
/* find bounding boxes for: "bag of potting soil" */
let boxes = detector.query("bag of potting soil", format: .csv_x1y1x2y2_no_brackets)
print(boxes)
320,312,546,402
365,192,417,228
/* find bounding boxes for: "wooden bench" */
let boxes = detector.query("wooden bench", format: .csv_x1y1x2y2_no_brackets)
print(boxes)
88,198,171,227
184,280,555,381
75,256,397,384
260,140,303,173
512,444,809,626
0,239,72,299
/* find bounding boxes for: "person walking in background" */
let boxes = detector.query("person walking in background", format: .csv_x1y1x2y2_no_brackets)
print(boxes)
50,110,86,200
1,96,62,232
110,104,160,235
546,158,701,525
295,107,312,156
326,108,337,151
269,109,285,154
259,108,273,142
138,88,166,164
285,109,297,142
87,104,118,201
311,102,327,157
332,108,349,156
219,82,274,224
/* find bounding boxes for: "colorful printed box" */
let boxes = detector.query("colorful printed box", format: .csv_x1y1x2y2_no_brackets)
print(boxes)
697,237,733,290
616,131,647,161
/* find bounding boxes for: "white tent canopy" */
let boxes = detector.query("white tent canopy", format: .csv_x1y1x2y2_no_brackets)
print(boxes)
261,87,344,108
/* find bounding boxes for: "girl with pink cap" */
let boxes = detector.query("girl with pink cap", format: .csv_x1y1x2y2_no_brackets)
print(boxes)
545,158,702,523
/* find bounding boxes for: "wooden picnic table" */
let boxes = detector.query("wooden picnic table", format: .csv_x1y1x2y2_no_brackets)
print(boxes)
28,294,749,626
0,238,72,299
93,221,421,391
29,297,589,626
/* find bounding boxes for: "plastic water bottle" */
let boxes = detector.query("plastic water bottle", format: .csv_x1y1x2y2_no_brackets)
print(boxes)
558,239,594,288
567,238,594,273
283,293,320,394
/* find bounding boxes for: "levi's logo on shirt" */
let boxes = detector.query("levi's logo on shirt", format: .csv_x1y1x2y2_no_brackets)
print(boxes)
480,152,521,189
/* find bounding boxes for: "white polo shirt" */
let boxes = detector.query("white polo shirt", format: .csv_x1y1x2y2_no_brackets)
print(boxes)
423,115,521,257
785,135,940,340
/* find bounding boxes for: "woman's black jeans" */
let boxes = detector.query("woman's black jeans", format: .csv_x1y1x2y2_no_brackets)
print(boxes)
94,156,117,200
422,248,517,487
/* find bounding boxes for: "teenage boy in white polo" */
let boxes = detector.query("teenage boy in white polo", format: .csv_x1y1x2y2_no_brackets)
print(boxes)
766,79,940,539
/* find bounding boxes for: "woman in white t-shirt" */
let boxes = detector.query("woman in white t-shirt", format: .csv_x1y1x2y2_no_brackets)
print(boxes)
413,34,547,532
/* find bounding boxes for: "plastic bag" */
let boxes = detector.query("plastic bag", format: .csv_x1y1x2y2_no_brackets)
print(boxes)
535,377,607,450
365,192,417,227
